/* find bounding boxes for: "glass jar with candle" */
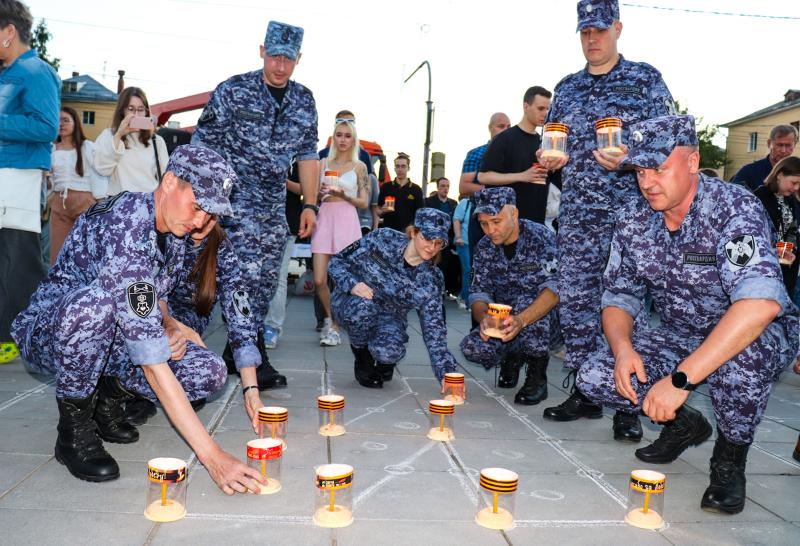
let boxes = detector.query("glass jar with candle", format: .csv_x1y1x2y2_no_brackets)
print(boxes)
313,464,354,528
595,118,624,155
443,372,466,405
624,469,666,529
475,467,518,530
427,399,455,441
258,406,288,451
246,438,282,494
318,394,346,436
144,457,188,522
485,303,512,339
541,123,569,159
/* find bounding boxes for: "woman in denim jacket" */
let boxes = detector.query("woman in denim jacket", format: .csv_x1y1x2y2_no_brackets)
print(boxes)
0,0,60,363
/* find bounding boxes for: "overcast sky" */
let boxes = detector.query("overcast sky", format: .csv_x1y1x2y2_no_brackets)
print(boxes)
26,0,800,189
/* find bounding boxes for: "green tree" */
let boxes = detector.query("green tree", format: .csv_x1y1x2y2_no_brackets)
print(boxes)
30,20,60,71
675,101,728,170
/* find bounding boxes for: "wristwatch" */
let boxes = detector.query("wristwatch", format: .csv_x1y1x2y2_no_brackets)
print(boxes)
302,203,319,214
671,370,697,391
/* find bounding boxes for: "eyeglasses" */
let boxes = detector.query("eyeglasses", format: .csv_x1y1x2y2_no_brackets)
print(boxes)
335,118,355,125
126,106,147,115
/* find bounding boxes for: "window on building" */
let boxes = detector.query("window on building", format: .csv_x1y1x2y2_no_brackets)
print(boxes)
748,132,758,152
62,81,78,93
82,111,96,125
791,121,799,133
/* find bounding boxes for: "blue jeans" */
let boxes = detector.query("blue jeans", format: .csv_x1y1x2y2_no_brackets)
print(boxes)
456,242,470,302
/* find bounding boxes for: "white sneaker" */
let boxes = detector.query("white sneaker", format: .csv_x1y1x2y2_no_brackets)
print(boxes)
457,298,467,310
320,328,341,347
319,317,333,340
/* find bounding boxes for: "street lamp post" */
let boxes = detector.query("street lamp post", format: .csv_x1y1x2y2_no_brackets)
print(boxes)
404,61,433,196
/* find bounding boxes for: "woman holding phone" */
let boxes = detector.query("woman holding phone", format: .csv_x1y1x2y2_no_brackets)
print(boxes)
94,86,168,195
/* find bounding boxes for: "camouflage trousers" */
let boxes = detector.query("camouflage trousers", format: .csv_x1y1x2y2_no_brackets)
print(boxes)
332,292,409,364
16,284,225,401
222,202,289,328
576,323,792,444
557,218,615,371
459,301,550,369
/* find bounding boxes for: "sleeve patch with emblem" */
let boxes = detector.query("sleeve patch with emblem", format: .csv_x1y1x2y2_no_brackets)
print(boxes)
127,282,156,318
232,290,251,317
725,235,757,268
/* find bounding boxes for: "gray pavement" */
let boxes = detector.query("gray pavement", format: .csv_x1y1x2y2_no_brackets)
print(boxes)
1,294,800,545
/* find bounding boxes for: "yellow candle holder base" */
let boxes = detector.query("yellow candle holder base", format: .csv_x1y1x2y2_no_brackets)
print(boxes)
483,328,503,339
540,150,566,159
427,427,454,441
600,146,625,156
255,478,282,495
444,394,465,405
475,506,514,530
313,505,354,528
319,424,346,437
624,508,664,530
144,500,186,522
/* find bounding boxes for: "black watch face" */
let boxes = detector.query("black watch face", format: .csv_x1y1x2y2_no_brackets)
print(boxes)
672,371,688,389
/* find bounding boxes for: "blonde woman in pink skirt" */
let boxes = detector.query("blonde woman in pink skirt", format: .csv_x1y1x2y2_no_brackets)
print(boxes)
313,118,369,346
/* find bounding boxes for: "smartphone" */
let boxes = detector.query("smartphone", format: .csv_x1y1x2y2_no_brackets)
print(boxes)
129,116,154,131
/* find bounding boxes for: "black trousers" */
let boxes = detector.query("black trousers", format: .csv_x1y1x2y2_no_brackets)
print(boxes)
0,228,45,341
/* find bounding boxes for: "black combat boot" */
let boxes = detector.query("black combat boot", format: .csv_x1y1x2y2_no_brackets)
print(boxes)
514,356,548,405
351,344,382,388
124,393,157,426
542,371,603,421
613,410,643,443
55,391,120,482
635,404,712,463
497,355,522,388
793,433,800,463
701,431,749,514
94,376,139,444
375,362,395,382
255,330,287,389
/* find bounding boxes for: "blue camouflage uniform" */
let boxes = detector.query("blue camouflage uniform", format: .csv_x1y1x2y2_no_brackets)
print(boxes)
576,115,800,444
11,145,239,402
328,208,459,381
168,235,261,372
460,188,559,368
191,21,318,330
551,0,676,371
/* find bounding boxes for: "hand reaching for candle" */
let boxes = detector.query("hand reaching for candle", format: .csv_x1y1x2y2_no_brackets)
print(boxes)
203,447,265,495
592,143,629,171
499,315,525,342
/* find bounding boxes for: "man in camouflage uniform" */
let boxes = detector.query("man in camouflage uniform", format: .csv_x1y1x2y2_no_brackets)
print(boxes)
538,0,676,443
329,208,460,388
576,115,799,515
12,146,265,495
192,20,319,390
459,188,559,405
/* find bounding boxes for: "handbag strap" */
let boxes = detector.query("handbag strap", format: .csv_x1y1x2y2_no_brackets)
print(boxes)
152,135,163,182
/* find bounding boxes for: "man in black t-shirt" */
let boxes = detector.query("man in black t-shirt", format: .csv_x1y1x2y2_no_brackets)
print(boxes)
480,86,551,224
378,153,424,231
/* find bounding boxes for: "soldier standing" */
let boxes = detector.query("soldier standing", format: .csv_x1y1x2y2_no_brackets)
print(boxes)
576,115,799,514
192,21,319,390
538,0,675,443
328,208,460,388
12,146,265,493
459,188,559,405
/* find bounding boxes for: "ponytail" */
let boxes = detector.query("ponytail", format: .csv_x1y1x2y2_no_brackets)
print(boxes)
190,224,224,315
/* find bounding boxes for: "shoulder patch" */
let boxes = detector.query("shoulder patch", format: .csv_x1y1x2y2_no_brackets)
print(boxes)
86,192,127,217
725,235,756,268
338,239,362,260
232,290,251,318
127,282,156,318
198,107,216,125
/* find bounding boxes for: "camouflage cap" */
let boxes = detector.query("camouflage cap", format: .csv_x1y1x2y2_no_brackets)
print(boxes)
415,207,451,243
472,187,516,217
166,144,236,216
576,0,619,31
264,21,304,60
620,115,699,170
